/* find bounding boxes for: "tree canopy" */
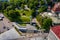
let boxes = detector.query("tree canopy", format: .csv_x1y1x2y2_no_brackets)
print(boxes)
36,15,52,31
6,10,20,22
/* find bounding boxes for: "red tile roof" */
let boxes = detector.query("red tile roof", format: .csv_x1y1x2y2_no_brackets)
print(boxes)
52,2,60,12
51,25,60,39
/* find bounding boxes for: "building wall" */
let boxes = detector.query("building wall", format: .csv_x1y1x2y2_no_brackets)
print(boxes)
47,30,59,40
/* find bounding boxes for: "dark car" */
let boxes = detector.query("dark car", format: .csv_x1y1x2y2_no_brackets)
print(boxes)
19,28,27,33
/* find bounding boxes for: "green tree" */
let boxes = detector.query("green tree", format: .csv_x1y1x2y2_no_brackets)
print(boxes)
31,9,36,18
46,0,51,3
57,0,60,2
2,2,9,10
8,10,20,21
8,10,20,18
21,4,25,9
42,17,52,31
36,15,52,31
40,0,45,5
6,6,12,11
38,6,47,13
0,2,2,11
36,15,43,25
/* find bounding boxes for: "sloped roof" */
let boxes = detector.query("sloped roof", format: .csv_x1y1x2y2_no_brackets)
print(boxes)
51,25,60,39
52,2,60,12
0,27,22,40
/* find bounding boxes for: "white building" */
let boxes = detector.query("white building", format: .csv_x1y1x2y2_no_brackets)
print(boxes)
0,27,24,40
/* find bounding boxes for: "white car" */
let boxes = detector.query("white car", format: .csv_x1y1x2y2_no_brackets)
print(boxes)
0,17,3,20
0,14,4,20
0,14,4,18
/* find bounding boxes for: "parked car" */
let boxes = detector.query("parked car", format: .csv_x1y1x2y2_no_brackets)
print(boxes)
0,14,4,20
0,14,4,18
0,16,3,20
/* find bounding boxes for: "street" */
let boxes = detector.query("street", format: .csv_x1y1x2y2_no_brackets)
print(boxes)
0,14,13,33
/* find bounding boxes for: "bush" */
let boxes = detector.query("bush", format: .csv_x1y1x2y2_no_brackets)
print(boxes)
36,15,52,31
20,16,30,22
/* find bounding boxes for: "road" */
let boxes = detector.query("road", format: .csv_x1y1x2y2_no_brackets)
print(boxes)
0,14,13,33
26,24,37,30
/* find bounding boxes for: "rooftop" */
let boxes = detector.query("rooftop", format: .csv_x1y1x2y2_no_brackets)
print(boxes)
0,27,21,40
0,27,48,40
51,25,60,39
52,2,60,12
